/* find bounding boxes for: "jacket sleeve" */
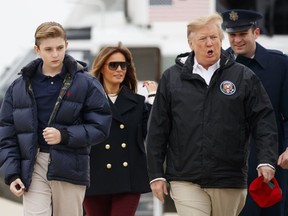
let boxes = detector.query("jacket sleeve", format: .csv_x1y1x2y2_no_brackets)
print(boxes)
146,71,171,181
64,77,112,148
142,100,149,141
280,56,288,149
245,70,278,167
0,85,21,185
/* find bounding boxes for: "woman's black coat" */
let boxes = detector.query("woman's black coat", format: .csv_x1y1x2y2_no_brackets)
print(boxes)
86,86,151,195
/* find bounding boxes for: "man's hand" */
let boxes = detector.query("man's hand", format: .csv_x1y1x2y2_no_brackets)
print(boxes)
43,127,61,145
278,148,288,169
150,180,168,204
10,178,25,197
257,166,275,183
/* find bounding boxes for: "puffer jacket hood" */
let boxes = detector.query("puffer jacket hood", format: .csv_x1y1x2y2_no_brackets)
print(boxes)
20,54,87,78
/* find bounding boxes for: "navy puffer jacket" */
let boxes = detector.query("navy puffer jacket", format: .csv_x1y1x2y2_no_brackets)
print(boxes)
0,54,112,190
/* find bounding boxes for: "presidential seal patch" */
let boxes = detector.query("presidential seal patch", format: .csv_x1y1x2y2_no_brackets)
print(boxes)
220,81,236,95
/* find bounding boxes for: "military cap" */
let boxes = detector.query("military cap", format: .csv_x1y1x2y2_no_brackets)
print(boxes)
222,9,263,33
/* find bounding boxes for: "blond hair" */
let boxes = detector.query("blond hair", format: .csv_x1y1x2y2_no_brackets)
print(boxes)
34,21,67,47
187,13,224,40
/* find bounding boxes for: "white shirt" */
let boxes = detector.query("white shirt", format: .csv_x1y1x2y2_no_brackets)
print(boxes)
192,57,220,85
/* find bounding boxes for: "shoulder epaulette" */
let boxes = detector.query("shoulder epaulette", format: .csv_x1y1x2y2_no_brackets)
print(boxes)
267,49,287,56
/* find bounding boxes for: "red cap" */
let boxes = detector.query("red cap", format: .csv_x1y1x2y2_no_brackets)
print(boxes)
249,176,282,208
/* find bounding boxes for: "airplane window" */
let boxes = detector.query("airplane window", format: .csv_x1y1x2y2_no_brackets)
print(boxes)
150,0,172,5
67,50,93,69
129,47,161,82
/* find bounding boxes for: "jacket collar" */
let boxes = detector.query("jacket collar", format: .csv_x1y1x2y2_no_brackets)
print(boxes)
228,42,267,69
179,49,234,80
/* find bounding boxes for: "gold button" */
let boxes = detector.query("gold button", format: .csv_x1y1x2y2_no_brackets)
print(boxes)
123,162,128,167
121,143,127,148
120,124,125,129
106,164,112,169
105,144,110,150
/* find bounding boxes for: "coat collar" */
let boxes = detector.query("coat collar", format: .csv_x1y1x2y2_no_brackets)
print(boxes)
252,42,269,69
109,85,138,123
228,42,267,69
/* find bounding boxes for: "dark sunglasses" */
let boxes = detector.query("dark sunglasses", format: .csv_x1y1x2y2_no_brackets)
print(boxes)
106,62,130,71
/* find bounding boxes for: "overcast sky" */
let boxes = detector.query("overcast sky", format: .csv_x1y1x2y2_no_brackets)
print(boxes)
0,0,73,71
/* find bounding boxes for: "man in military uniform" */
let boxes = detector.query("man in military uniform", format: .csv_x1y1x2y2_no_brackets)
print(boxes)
222,9,288,216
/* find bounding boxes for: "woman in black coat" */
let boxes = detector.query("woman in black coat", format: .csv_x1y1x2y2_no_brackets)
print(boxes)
83,42,157,216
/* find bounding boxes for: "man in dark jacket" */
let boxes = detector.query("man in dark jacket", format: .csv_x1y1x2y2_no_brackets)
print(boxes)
222,9,288,216
146,13,278,216
0,22,112,216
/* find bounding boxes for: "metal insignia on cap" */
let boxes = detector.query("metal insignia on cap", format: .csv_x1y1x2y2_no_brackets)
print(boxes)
229,11,238,21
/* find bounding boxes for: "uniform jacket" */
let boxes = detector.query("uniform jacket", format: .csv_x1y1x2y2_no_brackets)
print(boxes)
146,49,278,188
86,86,151,195
0,54,112,190
227,44,288,214
228,43,288,151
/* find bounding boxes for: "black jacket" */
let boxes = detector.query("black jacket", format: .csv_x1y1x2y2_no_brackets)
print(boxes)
86,86,151,195
146,49,278,188
0,54,112,190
